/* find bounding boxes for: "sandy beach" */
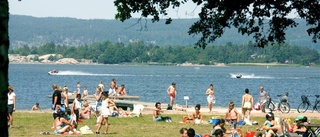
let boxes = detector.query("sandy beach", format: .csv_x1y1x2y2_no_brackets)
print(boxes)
18,106,320,119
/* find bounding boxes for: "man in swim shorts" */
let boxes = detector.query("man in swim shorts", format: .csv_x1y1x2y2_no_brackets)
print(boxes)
166,82,176,110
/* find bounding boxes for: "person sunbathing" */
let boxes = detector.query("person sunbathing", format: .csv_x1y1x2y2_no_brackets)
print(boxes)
192,104,203,124
254,113,283,137
53,113,78,135
80,101,91,119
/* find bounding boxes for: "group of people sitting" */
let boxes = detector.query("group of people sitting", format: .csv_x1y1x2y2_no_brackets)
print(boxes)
180,112,311,137
254,112,311,137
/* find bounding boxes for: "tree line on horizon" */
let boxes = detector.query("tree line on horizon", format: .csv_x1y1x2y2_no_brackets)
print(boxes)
9,40,320,66
9,15,320,51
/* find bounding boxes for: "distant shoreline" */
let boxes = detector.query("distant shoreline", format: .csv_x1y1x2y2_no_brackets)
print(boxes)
9,62,312,67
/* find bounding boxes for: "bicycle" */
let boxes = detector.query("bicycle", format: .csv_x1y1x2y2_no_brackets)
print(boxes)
262,95,291,113
297,95,320,113
304,124,320,137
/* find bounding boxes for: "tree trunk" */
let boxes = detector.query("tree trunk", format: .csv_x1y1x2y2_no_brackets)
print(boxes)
0,0,9,136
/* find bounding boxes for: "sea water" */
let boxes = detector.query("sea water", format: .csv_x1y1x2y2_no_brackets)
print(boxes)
8,64,320,110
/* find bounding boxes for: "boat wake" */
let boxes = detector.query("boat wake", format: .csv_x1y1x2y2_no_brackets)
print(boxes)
51,70,132,76
230,73,273,79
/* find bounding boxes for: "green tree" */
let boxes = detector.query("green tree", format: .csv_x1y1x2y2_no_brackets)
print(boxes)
114,0,320,48
0,0,10,135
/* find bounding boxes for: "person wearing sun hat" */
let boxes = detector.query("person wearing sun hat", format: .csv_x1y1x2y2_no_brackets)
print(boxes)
7,85,16,128
295,115,308,122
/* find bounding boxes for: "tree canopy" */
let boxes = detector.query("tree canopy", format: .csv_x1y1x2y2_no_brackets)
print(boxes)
114,0,320,48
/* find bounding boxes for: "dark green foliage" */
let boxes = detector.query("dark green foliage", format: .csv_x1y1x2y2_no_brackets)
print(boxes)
11,41,320,65
114,0,320,49
8,15,320,51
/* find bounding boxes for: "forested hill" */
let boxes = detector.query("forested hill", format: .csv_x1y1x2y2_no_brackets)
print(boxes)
9,15,319,50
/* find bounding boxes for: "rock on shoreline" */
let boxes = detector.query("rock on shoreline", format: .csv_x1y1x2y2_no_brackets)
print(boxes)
9,54,93,65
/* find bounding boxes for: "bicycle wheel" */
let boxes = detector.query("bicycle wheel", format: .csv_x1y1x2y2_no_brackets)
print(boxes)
279,102,290,113
297,102,309,113
264,101,276,112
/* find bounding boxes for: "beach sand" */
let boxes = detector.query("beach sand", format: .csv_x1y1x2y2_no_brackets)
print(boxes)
19,106,320,119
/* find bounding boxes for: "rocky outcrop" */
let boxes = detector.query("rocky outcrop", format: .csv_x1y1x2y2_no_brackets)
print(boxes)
9,54,93,64
55,58,79,64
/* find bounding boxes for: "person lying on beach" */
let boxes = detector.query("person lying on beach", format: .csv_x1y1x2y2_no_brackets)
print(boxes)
174,104,187,112
31,103,41,111
118,108,131,117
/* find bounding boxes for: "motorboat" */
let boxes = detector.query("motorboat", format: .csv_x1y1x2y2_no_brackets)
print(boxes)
48,69,58,75
236,74,242,78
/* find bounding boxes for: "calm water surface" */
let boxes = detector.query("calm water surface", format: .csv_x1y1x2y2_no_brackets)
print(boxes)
9,64,320,110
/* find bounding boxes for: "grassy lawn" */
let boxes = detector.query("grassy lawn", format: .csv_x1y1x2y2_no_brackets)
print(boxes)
8,112,320,137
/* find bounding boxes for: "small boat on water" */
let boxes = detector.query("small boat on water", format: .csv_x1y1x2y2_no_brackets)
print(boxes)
48,69,58,75
236,74,242,78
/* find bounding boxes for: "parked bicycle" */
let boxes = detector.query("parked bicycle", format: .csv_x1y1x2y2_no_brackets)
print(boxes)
297,95,320,113
262,94,291,113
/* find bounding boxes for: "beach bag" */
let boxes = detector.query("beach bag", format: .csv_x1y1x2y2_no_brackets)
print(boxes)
209,118,220,124
111,112,119,117
245,131,255,137
238,120,245,126
254,102,260,110
162,116,172,122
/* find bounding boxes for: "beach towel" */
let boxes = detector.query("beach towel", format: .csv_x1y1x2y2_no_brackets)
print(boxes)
244,118,252,126
79,125,94,135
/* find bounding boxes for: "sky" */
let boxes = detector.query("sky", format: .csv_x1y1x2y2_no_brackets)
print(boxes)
9,0,201,20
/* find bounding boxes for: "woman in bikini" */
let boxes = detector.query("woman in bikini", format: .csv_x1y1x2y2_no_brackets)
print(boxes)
242,88,253,120
225,101,240,129
192,104,203,124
